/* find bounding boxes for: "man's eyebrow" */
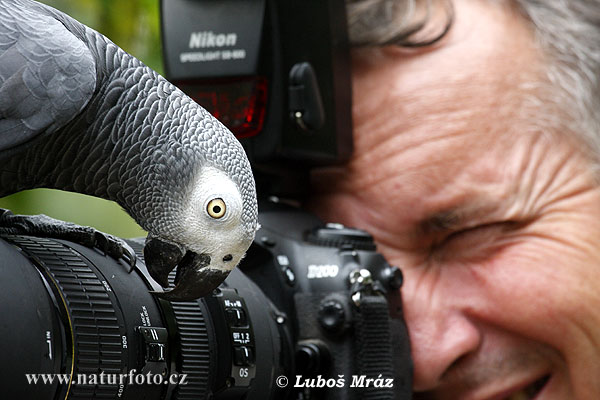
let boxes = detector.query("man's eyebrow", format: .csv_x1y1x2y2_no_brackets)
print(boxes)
419,209,465,235
418,201,494,236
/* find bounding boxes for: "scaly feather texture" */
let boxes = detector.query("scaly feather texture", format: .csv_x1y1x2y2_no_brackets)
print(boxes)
0,0,259,300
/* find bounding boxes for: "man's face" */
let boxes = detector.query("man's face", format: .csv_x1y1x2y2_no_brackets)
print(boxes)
308,0,600,398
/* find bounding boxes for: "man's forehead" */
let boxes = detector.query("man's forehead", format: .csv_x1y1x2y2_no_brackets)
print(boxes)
374,133,524,228
387,130,588,238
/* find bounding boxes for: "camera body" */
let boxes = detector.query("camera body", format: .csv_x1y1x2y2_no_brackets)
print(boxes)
240,199,412,399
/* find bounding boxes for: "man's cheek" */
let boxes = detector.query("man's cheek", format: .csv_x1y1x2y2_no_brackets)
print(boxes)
464,241,593,337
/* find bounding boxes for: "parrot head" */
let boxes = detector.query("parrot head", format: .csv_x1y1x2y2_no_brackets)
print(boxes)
118,85,260,302
143,164,258,302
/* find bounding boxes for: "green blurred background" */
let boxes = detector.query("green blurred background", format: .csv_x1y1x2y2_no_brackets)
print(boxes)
0,0,163,238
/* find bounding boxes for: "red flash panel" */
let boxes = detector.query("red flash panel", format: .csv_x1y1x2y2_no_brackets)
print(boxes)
176,77,268,139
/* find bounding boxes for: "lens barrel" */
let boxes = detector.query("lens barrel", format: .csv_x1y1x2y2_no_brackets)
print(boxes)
0,234,286,400
1,235,168,400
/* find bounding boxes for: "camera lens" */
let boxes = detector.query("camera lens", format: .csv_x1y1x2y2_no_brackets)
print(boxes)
0,234,288,400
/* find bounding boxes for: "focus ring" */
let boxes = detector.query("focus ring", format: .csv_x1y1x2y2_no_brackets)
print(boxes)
6,235,126,399
170,300,212,400
168,269,213,400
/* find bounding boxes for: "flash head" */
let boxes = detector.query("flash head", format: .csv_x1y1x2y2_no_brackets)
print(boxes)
161,0,353,194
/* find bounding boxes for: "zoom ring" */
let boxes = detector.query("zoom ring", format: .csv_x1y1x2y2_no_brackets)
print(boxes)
169,271,212,400
6,236,126,399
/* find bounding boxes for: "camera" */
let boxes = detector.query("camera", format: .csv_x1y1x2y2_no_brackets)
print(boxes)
1,0,413,398
1,199,411,399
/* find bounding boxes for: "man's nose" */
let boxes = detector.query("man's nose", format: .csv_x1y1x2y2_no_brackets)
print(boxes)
403,274,482,391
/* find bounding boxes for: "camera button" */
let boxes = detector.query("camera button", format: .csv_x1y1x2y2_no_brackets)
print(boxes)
282,266,296,286
226,308,247,326
260,236,276,247
233,346,254,366
138,326,168,362
147,343,166,362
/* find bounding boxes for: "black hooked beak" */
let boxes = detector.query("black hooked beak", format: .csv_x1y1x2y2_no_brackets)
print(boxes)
144,236,230,301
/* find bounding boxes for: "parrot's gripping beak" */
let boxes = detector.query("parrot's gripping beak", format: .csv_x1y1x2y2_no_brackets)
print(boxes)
143,236,229,301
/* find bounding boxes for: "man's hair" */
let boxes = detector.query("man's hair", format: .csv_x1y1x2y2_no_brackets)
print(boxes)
346,0,453,47
347,0,600,163
517,1,600,163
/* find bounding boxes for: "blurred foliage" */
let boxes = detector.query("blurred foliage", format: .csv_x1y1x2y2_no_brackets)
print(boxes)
0,0,164,238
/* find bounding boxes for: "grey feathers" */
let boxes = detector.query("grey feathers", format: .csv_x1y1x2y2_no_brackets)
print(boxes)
0,0,95,152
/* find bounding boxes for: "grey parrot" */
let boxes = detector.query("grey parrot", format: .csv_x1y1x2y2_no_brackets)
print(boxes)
0,0,259,301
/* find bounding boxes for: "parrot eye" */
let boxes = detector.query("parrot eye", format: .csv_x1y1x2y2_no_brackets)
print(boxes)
207,198,226,219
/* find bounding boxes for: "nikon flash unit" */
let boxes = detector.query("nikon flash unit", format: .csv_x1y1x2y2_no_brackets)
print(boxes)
160,0,353,173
